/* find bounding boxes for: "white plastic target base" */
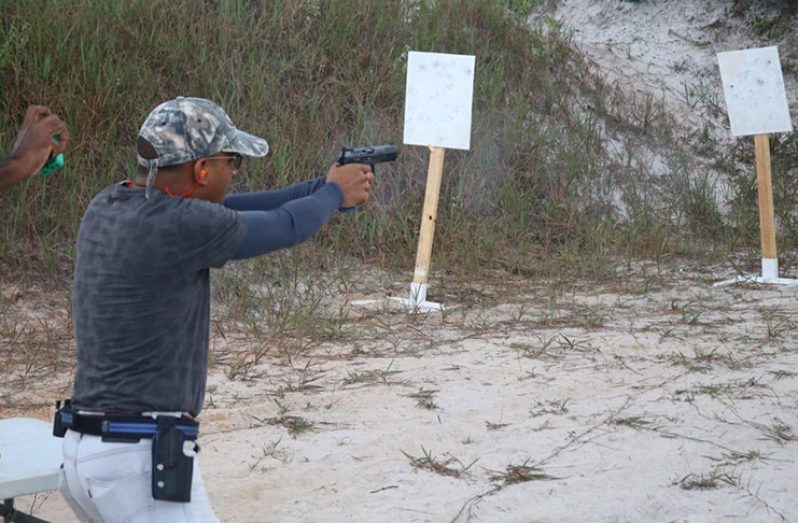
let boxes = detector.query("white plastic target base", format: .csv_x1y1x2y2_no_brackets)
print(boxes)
350,283,446,312
389,283,444,312
714,258,798,287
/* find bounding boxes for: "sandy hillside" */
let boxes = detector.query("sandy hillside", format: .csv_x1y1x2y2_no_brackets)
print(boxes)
541,0,798,141
4,2,798,522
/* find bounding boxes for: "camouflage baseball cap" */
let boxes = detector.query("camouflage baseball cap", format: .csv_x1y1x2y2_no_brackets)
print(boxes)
137,97,269,197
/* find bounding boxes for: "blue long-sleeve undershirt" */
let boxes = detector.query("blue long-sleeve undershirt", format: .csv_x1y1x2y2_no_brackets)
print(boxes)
226,176,344,259
224,177,330,212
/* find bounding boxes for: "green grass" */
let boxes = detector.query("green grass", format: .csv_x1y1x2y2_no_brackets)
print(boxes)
1,0,794,285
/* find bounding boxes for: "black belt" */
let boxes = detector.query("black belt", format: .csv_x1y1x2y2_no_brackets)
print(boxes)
53,404,199,441
53,401,199,502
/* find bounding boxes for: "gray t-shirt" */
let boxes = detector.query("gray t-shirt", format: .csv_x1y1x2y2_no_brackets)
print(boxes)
71,183,247,416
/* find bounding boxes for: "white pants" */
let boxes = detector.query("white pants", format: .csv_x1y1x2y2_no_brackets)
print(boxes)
59,430,219,523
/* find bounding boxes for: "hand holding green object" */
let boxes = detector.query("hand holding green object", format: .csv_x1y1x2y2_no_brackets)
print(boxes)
0,105,69,191
39,135,65,176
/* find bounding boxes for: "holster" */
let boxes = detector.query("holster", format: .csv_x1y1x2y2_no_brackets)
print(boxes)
53,399,73,437
151,416,195,502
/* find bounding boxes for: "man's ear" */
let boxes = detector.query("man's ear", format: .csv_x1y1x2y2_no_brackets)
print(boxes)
193,160,209,186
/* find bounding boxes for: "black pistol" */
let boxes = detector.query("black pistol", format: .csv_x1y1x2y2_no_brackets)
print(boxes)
337,144,398,213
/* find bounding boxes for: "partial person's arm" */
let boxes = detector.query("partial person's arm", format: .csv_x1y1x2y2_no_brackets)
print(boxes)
0,157,28,191
223,176,328,211
0,106,69,192
232,182,344,259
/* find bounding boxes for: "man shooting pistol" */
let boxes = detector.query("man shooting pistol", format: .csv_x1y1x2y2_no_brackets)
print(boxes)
338,144,398,212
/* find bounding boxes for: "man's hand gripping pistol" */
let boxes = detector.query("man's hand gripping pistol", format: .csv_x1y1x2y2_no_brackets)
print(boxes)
337,144,398,213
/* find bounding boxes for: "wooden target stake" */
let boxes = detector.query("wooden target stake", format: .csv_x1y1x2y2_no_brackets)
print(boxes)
754,134,779,279
408,146,446,308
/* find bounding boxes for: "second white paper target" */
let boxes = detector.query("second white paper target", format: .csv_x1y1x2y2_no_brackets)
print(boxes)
718,46,792,137
403,51,475,151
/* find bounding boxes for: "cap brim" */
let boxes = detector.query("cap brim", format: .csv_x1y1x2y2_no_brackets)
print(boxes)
225,129,269,158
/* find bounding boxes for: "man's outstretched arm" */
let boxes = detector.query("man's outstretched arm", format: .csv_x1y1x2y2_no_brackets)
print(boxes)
223,162,373,212
223,176,329,212
230,163,374,259
232,182,343,259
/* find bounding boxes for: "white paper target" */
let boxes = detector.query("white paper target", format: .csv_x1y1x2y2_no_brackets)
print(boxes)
717,46,792,137
403,51,475,150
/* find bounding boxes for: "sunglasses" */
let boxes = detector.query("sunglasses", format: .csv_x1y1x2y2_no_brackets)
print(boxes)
204,153,243,170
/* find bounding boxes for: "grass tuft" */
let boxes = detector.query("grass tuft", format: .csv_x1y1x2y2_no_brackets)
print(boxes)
402,446,477,478
488,460,558,484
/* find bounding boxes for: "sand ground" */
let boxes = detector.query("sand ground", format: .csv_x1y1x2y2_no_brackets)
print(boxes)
4,262,797,522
